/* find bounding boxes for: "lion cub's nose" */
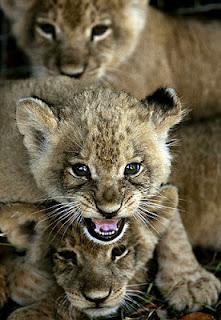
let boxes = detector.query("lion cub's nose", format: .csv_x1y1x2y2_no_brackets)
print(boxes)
97,207,120,219
83,290,111,304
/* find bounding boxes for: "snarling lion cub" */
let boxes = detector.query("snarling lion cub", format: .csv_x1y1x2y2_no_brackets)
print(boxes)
0,77,220,311
2,186,177,319
1,0,221,118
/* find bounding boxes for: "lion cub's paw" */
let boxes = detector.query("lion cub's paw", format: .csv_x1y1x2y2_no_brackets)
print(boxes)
8,308,46,320
9,260,53,306
156,267,221,311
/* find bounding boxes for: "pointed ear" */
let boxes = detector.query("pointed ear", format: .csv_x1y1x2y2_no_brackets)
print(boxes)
141,88,184,140
16,97,58,155
0,0,35,20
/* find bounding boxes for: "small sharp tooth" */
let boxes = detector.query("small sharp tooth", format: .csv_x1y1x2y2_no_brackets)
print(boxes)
94,229,119,237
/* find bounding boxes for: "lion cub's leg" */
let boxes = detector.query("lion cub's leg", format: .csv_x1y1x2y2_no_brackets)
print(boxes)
7,291,86,320
0,204,53,306
7,299,55,320
8,256,53,306
156,210,221,311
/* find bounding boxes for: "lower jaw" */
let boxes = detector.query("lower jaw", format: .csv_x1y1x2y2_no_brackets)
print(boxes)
84,306,119,318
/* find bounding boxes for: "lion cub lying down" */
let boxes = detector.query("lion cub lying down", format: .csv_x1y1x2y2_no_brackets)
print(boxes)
1,186,177,319
1,0,221,119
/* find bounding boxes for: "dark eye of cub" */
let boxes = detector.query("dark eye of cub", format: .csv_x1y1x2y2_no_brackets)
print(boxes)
112,245,128,261
72,163,91,178
91,24,109,40
124,163,141,176
57,250,77,265
37,23,56,39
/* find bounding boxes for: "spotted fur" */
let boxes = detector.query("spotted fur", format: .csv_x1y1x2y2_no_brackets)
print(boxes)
1,0,221,118
5,185,177,319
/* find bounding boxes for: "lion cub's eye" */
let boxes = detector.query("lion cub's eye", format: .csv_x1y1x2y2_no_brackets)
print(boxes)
112,245,128,261
57,250,77,265
36,22,56,40
71,163,91,178
124,163,142,177
91,24,111,41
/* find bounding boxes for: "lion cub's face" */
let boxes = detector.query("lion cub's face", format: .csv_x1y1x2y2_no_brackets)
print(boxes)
1,0,146,78
52,184,178,318
17,87,182,244
53,224,143,317
52,222,152,318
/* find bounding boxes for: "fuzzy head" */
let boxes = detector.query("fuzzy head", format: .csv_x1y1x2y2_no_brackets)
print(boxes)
51,185,178,318
16,86,182,243
1,0,147,78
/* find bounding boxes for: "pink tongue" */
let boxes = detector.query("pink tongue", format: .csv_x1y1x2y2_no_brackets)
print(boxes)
92,218,119,233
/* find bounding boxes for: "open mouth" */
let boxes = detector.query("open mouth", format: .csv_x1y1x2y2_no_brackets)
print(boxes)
84,218,126,242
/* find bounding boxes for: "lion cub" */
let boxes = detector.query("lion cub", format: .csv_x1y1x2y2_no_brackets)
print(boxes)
0,77,220,311
1,0,221,118
2,186,177,319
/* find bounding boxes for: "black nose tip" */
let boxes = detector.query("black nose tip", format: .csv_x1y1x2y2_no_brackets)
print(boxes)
99,209,119,219
95,203,121,218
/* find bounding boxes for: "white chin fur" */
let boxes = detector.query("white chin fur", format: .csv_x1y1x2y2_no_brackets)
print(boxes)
84,306,119,317
83,223,128,245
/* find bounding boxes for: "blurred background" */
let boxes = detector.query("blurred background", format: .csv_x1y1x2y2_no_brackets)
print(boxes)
0,0,220,79
151,0,221,14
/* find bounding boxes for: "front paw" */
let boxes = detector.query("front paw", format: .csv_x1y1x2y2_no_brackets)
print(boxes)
156,267,221,311
9,261,53,306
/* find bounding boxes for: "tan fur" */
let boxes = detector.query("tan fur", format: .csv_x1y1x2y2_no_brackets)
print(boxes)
156,211,221,311
0,204,53,306
0,78,220,311
0,77,96,203
0,78,181,208
153,117,221,310
1,1,221,119
2,186,177,319
171,118,221,250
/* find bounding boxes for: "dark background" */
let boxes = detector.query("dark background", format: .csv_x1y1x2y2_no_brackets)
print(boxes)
151,0,221,15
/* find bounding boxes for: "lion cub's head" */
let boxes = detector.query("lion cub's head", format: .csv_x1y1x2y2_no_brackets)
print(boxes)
1,186,177,315
1,0,146,78
16,86,183,243
51,185,178,318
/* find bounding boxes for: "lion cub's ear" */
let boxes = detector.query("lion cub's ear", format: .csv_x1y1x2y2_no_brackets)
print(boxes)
142,88,185,140
16,97,59,155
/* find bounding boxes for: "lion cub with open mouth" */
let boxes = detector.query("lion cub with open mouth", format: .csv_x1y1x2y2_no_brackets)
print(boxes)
0,77,220,311
1,186,177,319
